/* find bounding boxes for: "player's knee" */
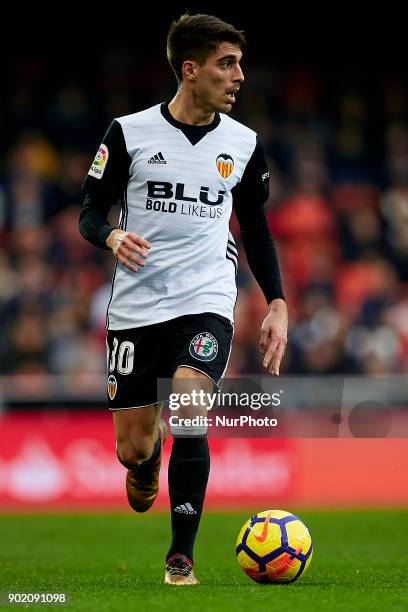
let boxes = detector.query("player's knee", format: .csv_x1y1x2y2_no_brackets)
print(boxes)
116,438,156,468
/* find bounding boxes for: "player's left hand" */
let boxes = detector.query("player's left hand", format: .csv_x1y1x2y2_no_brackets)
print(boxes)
260,298,288,376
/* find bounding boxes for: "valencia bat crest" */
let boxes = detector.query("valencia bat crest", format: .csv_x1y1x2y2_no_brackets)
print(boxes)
216,153,234,178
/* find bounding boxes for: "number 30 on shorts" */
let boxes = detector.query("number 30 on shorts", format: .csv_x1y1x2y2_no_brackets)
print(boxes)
108,338,135,375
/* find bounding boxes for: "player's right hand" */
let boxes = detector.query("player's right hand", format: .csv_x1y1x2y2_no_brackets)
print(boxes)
106,229,151,272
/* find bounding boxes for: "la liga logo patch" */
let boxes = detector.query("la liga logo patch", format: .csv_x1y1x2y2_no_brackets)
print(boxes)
89,143,109,179
216,153,234,178
189,332,219,362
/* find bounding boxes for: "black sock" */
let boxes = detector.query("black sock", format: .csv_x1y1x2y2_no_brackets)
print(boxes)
167,436,210,563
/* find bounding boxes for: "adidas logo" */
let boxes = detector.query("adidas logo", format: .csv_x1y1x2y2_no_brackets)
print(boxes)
148,152,167,164
174,502,197,515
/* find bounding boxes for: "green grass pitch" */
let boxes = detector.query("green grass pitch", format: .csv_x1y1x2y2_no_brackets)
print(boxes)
0,510,407,611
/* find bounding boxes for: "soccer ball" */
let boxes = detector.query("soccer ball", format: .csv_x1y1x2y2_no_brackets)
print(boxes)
236,509,313,584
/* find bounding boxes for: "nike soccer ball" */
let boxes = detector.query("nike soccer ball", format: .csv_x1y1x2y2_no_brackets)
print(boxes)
236,509,313,584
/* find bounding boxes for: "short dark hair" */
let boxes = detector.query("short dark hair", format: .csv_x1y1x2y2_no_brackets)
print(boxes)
167,13,246,84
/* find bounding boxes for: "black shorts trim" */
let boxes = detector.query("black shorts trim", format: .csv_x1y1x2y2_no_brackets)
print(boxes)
109,400,164,412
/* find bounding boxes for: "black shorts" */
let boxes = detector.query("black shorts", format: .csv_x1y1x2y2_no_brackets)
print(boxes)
106,312,233,409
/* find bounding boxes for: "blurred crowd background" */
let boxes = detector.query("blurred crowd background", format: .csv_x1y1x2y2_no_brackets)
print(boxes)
1,19,407,402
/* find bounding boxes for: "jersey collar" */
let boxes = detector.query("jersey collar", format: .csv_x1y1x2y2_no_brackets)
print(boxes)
160,102,220,146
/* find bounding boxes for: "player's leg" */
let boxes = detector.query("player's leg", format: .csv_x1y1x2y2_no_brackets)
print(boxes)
165,366,211,585
164,313,233,585
113,404,168,512
113,402,162,467
107,324,168,513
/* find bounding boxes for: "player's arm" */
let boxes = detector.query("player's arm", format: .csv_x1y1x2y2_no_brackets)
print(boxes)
79,121,150,272
232,135,287,375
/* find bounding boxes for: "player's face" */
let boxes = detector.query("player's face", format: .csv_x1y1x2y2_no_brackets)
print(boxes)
194,43,244,113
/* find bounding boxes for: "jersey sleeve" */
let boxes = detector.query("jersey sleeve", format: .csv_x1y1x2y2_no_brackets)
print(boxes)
79,120,131,249
232,135,285,303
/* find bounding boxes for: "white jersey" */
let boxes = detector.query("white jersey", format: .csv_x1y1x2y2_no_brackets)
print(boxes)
83,103,270,330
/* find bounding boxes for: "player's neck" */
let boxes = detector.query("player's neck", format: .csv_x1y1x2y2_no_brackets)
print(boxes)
168,92,215,126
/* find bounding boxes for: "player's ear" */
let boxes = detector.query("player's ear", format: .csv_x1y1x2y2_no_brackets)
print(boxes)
182,60,198,82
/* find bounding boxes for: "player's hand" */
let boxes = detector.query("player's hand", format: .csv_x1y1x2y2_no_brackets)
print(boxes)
260,298,288,376
106,229,151,272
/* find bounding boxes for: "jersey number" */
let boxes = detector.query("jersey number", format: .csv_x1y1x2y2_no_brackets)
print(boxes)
108,338,134,375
